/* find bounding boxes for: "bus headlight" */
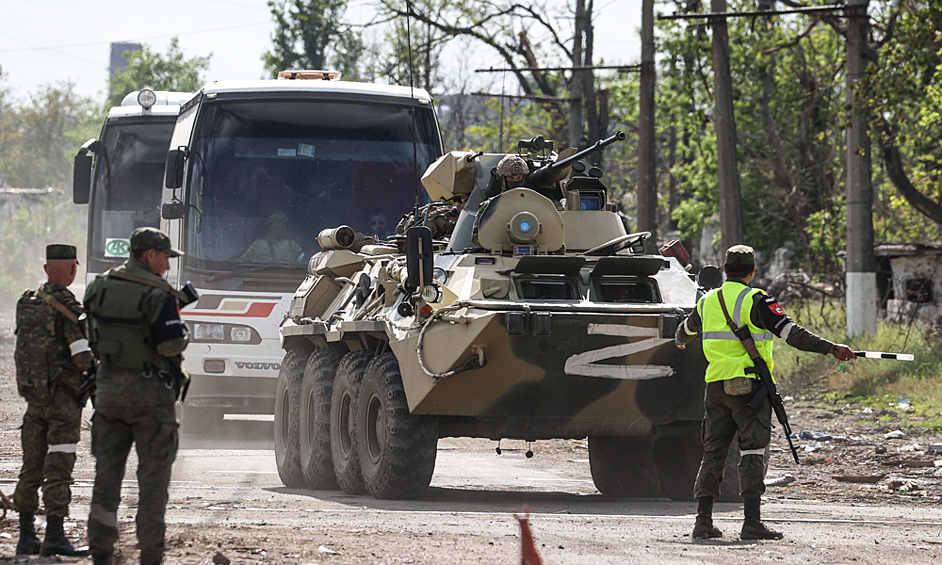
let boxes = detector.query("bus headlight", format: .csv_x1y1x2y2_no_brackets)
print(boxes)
137,88,157,109
230,327,253,342
194,323,225,341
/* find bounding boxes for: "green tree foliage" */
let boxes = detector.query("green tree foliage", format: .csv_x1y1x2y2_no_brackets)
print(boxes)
0,71,96,301
106,38,211,108
0,81,100,189
263,0,361,78
0,190,86,304
862,1,942,238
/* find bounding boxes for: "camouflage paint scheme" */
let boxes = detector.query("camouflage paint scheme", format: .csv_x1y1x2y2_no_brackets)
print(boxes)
282,136,707,437
279,134,715,499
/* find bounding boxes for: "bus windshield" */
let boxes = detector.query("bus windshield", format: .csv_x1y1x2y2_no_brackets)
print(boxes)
183,99,441,270
88,119,176,263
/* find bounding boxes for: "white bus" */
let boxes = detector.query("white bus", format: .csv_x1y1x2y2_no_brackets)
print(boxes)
160,74,443,436
73,89,191,281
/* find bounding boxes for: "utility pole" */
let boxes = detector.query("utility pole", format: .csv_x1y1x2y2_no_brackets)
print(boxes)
845,0,876,336
710,0,744,252
637,0,658,253
569,0,586,149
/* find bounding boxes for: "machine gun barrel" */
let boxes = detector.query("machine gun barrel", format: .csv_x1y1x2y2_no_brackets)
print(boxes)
528,130,626,187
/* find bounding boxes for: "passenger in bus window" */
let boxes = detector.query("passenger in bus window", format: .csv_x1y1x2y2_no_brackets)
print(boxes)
242,213,305,263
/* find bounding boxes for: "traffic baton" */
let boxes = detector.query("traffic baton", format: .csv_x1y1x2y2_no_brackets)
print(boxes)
853,351,914,361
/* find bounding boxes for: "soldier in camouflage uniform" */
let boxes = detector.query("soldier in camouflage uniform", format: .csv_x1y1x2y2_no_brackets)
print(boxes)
13,244,94,557
84,228,189,565
676,245,856,541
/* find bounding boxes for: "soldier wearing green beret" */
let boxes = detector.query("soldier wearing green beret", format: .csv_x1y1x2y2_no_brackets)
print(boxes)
676,245,856,541
13,244,94,557
83,227,189,565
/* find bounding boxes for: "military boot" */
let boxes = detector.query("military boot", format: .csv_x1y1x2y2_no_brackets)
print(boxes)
40,515,89,556
15,512,41,555
691,497,723,539
740,498,784,540
140,550,163,565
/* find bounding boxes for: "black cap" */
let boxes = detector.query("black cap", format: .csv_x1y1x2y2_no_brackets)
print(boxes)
130,227,183,257
46,244,78,264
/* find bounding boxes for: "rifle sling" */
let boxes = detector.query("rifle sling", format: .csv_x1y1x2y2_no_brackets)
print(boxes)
36,287,79,323
107,269,187,303
716,288,761,360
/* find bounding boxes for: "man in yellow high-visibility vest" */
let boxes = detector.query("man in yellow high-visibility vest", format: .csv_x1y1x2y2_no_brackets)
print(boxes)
676,245,855,540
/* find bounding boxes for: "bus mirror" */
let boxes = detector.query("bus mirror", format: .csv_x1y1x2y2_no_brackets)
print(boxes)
162,201,186,220
165,148,186,189
406,226,434,291
72,154,92,204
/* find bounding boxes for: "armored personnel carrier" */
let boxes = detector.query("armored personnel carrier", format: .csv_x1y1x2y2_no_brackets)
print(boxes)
276,132,720,500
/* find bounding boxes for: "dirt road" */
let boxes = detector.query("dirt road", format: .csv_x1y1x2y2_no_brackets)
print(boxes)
2,311,942,564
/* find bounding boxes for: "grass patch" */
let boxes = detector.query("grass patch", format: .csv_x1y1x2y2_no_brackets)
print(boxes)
774,300,942,429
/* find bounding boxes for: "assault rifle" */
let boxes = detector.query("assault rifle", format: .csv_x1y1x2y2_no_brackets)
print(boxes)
76,361,98,408
717,289,800,464
744,347,799,464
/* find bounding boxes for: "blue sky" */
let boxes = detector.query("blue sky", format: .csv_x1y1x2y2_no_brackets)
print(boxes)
0,0,642,103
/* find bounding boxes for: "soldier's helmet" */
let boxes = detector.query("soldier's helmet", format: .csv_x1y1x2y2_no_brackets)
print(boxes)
496,155,528,178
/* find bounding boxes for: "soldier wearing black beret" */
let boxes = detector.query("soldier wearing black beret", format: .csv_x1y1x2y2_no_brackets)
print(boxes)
13,244,93,557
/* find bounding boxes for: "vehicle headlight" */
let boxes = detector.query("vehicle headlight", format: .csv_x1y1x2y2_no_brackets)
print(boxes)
421,283,442,303
194,323,225,341
230,326,253,342
137,88,157,109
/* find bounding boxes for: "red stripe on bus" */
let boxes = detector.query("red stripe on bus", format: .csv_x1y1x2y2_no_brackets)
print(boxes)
181,302,278,318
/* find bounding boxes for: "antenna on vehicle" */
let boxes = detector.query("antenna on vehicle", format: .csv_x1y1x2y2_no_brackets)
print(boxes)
498,68,506,152
406,0,422,225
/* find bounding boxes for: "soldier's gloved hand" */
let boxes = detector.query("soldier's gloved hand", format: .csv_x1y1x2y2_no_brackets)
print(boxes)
829,343,856,361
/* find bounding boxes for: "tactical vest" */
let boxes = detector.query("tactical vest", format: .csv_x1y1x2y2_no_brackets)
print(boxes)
15,289,72,404
698,281,775,383
85,273,166,371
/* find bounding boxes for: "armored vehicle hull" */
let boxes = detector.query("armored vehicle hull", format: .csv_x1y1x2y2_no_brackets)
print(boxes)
277,134,741,500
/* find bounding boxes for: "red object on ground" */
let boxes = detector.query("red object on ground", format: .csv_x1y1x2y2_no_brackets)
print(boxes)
513,506,542,565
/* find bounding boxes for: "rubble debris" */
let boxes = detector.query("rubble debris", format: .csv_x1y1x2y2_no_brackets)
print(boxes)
929,444,942,453
834,474,886,484
765,475,796,487
212,551,231,565
884,430,907,439
887,479,921,493
315,546,342,555
881,458,936,468
799,431,835,442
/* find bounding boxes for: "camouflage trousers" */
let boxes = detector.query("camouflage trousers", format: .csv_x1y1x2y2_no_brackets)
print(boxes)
694,379,771,500
87,402,178,556
12,388,83,517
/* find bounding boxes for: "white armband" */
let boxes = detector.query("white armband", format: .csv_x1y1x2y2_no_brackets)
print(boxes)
69,339,91,356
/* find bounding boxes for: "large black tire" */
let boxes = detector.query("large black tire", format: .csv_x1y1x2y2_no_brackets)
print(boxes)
588,436,661,498
653,434,703,501
330,350,374,494
356,352,438,499
274,345,315,488
299,347,344,490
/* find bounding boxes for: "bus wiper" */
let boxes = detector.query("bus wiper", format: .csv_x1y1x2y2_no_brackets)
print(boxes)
204,264,306,283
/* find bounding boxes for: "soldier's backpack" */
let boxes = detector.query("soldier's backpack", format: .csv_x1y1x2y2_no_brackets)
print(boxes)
14,289,68,404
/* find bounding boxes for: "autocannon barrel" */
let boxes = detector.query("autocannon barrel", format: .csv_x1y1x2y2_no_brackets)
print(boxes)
528,130,626,187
